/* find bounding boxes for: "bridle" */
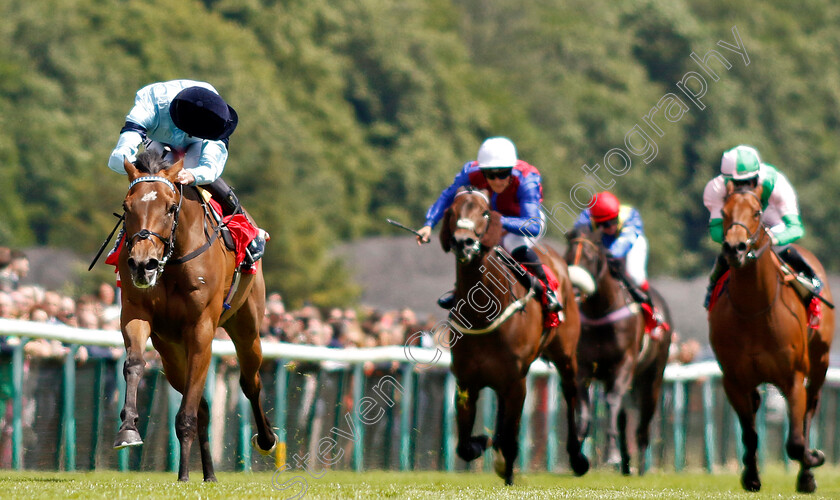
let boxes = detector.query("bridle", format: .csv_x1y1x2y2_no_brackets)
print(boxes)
723,188,770,261
452,190,491,260
124,176,183,273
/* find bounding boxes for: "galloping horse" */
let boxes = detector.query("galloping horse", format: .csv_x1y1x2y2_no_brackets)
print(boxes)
438,188,589,485
114,151,277,481
564,227,672,474
709,184,834,493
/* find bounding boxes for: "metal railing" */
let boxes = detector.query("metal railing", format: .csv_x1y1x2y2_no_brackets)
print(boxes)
0,318,838,473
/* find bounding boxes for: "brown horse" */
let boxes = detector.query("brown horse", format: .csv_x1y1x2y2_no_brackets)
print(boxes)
438,188,589,485
709,184,834,493
113,151,277,481
564,227,672,475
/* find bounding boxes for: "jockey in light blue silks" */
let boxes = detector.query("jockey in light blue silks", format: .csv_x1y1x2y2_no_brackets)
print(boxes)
107,80,266,268
416,137,562,313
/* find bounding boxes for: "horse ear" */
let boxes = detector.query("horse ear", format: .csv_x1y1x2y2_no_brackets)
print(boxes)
754,183,763,199
166,158,184,181
480,211,504,248
725,179,734,195
439,208,453,253
124,157,140,180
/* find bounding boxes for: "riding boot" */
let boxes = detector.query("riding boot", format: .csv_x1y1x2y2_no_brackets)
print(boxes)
703,254,729,309
204,177,241,217
511,246,563,313
778,246,823,295
437,290,456,310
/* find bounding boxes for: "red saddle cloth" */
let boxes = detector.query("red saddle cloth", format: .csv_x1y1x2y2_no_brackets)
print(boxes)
104,198,260,286
707,270,822,328
521,264,561,329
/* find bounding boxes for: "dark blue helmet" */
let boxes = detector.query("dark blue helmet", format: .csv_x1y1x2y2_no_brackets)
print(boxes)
169,86,238,141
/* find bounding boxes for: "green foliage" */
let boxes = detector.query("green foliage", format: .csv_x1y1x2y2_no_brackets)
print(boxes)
1,0,839,302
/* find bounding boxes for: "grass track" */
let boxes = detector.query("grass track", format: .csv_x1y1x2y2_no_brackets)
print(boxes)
1,467,840,499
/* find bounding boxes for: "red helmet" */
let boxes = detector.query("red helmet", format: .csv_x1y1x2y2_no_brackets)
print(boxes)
589,192,620,223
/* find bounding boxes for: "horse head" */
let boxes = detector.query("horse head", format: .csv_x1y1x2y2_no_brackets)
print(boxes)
439,188,503,264
721,182,766,268
564,227,603,300
121,151,184,288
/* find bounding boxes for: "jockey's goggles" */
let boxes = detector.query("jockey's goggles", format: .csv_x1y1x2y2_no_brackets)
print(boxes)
483,168,512,180
596,218,618,229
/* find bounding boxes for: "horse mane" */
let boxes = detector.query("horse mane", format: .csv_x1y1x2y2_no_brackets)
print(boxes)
134,150,172,174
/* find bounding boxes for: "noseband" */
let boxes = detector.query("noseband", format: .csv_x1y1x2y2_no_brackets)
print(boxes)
124,176,183,272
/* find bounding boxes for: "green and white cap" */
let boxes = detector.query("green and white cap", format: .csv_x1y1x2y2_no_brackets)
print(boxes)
721,145,761,180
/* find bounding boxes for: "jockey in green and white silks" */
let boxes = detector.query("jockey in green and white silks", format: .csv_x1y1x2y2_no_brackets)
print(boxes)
702,145,821,308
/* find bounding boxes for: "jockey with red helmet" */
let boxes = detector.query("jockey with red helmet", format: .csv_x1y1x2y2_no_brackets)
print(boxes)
574,191,654,310
416,137,561,313
702,145,821,308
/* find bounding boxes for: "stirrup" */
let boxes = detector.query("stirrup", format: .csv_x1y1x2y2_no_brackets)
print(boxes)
243,229,268,266
544,289,563,313
437,291,455,310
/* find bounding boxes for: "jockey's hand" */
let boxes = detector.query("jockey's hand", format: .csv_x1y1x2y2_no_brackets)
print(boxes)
176,169,195,185
416,225,432,246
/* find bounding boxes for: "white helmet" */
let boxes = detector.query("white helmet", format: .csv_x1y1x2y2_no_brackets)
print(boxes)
477,137,517,169
721,145,761,179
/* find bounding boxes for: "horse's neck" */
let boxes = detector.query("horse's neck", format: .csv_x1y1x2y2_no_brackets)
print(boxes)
454,255,513,325
728,250,779,308
583,269,626,314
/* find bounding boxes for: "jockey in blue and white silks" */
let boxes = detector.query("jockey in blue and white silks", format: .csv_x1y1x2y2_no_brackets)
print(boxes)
574,192,649,289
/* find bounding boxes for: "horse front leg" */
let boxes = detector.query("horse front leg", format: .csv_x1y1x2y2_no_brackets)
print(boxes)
114,318,151,449
785,371,824,493
722,376,760,492
495,380,526,486
455,385,489,462
603,359,633,468
176,321,215,482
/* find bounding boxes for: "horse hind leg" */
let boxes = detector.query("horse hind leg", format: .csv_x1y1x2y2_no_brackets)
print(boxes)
635,361,666,476
603,359,633,469
198,397,217,482
227,313,277,454
722,376,761,492
455,386,490,463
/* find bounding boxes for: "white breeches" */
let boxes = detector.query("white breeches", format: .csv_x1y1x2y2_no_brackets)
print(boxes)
624,235,649,286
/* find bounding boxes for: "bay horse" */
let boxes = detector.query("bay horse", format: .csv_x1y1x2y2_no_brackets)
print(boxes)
709,183,834,493
564,227,672,474
114,151,277,481
438,188,589,485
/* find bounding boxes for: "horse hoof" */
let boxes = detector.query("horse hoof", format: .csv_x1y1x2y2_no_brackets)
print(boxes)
504,475,514,486
797,470,817,494
493,448,505,479
571,453,590,477
809,449,826,468
606,450,622,467
204,476,218,483
251,433,279,456
113,429,143,449
740,470,761,492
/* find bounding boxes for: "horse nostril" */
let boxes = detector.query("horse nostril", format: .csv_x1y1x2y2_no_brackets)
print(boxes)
736,242,747,253
722,242,732,254
463,238,476,248
145,259,159,271
127,258,137,270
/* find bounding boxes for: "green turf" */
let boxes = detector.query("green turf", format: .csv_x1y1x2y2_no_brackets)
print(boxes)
1,467,839,499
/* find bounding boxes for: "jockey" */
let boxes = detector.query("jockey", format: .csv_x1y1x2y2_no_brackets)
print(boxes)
416,137,562,313
107,79,266,267
702,145,821,308
573,191,657,313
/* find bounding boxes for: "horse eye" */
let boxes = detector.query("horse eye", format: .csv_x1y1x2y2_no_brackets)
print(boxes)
754,210,761,219
168,204,177,214
122,201,128,212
